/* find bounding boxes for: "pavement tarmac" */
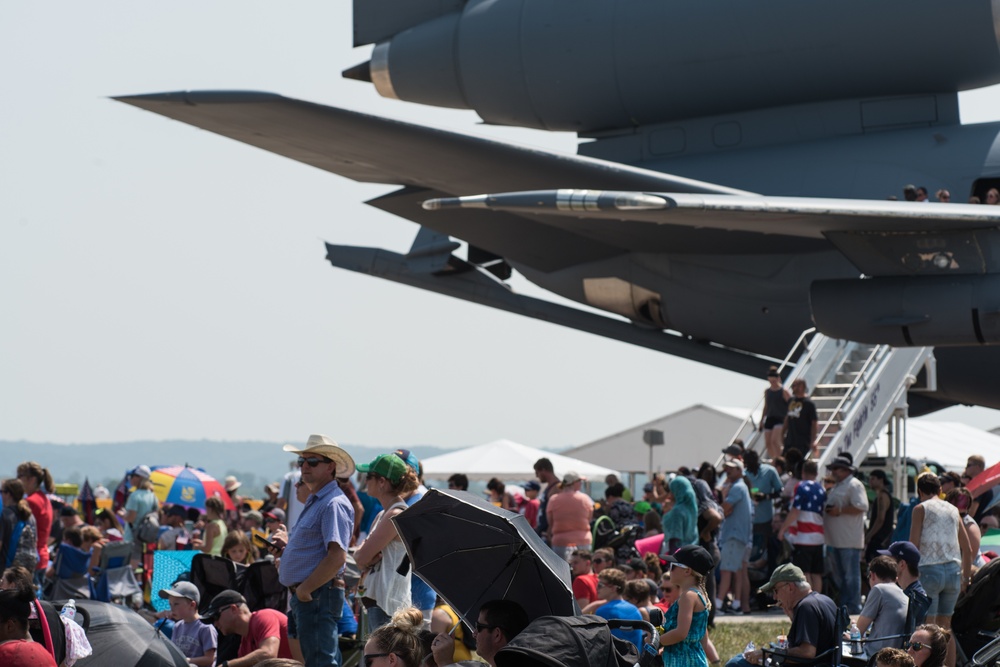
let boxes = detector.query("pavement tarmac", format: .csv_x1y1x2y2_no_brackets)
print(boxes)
712,607,790,623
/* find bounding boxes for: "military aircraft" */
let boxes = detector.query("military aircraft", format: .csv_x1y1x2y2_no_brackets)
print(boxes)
117,0,1000,414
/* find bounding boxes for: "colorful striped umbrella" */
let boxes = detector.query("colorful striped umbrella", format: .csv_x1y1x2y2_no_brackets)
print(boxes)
148,465,236,511
980,528,1000,549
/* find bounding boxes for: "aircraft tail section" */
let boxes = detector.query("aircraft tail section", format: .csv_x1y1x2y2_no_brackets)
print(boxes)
353,0,464,46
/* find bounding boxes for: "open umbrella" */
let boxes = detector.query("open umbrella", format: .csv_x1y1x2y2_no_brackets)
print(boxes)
967,461,1000,499
391,488,576,628
68,599,188,666
149,465,236,511
979,529,1000,550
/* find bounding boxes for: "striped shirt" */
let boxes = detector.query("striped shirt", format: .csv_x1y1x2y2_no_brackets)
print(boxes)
788,480,825,546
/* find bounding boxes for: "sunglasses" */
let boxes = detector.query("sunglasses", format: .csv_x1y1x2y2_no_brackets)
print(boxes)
476,622,497,633
364,653,391,667
593,557,608,564
905,642,929,651
297,456,331,468
659,586,675,594
670,562,690,571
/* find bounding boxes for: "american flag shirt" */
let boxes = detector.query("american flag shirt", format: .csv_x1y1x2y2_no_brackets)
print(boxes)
787,480,826,546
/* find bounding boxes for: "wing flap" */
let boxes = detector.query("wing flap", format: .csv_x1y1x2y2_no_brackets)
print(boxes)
423,189,1000,274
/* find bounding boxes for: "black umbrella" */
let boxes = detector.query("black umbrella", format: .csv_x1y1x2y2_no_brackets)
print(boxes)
64,599,188,666
391,488,576,627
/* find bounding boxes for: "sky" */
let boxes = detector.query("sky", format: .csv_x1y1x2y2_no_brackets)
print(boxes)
3,2,1000,450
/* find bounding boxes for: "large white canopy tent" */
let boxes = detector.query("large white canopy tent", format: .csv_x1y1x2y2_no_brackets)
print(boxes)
420,438,621,482
870,420,1000,471
561,404,751,474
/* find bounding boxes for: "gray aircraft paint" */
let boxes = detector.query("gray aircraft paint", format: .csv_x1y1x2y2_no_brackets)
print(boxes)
118,0,1000,414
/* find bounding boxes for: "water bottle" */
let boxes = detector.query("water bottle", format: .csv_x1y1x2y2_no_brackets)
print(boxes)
744,641,756,659
849,622,862,655
60,599,77,624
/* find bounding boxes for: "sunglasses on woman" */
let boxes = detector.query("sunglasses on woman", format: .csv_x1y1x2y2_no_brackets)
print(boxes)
906,642,929,651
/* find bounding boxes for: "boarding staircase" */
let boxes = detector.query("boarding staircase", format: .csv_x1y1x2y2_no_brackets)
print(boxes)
729,329,936,471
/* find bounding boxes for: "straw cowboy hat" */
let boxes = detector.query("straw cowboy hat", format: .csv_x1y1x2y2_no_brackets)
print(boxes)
283,434,356,479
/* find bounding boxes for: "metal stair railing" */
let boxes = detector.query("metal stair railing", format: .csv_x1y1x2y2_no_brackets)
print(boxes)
811,343,883,456
727,326,935,471
812,345,934,471
725,328,818,457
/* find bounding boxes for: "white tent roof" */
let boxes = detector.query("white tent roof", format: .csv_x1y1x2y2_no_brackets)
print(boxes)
421,438,622,482
561,404,752,474
870,420,1000,471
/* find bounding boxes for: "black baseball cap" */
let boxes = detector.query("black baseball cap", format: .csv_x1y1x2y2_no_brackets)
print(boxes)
201,590,246,622
664,545,715,577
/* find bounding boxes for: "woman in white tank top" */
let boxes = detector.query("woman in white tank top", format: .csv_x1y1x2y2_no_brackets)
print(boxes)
355,454,420,630
910,472,971,627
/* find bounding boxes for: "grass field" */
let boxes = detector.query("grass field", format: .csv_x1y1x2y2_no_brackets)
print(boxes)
710,621,792,663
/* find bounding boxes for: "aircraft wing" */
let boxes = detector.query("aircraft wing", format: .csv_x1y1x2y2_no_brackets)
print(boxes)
425,189,1000,276
116,91,812,273
113,91,751,196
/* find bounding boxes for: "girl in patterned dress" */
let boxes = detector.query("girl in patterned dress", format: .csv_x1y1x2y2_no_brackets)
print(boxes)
659,545,715,667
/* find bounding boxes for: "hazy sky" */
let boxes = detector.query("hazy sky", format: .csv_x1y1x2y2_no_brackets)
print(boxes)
3,2,1000,450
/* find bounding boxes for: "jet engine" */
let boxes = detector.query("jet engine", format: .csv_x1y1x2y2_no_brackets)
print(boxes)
810,275,1000,346
354,0,1000,132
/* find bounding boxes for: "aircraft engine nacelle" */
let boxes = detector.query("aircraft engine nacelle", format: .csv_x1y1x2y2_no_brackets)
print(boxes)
362,0,1000,132
810,275,1000,347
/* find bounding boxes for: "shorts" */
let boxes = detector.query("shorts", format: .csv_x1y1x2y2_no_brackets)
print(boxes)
922,561,961,616
720,539,750,572
764,416,785,430
791,544,825,574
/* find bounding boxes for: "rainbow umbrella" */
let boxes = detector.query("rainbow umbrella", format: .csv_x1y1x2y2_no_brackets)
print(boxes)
148,465,236,511
980,529,1000,550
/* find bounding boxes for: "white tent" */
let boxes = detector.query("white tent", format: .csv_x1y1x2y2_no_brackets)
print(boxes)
421,438,622,482
561,404,751,474
870,420,1000,471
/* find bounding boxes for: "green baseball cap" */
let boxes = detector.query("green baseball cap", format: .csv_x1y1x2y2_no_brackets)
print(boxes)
758,562,807,594
357,454,408,483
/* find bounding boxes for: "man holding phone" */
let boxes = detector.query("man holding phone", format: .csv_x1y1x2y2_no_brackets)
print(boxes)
271,434,356,667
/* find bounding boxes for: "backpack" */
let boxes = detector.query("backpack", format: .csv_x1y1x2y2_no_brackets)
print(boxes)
6,516,38,571
135,511,161,544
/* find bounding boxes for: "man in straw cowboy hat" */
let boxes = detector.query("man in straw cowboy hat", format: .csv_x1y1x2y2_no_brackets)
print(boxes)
271,434,356,667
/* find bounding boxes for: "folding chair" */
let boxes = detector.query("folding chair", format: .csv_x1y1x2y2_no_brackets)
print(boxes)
47,545,92,600
90,540,142,603
762,605,851,667
189,553,245,614
241,560,287,612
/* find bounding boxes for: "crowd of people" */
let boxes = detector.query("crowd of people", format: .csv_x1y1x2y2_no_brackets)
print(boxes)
895,183,1000,205
0,414,997,667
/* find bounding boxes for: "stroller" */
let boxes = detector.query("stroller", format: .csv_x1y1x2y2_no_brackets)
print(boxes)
593,515,644,562
494,614,660,667
954,556,1000,666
